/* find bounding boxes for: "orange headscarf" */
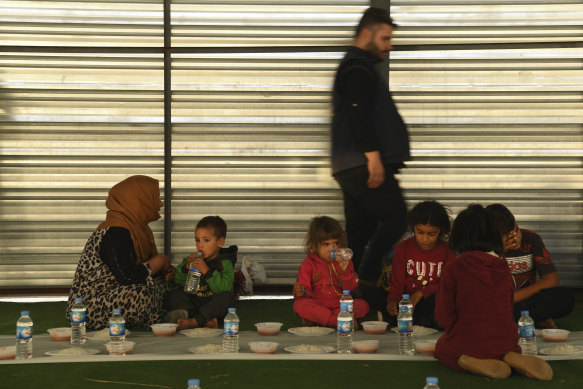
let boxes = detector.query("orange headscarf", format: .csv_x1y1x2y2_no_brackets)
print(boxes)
97,175,161,263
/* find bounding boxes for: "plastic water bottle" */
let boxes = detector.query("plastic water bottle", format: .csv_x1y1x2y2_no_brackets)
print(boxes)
15,311,33,359
187,379,201,389
70,297,87,345
340,289,354,315
423,377,439,389
518,310,537,355
108,308,126,355
330,248,353,261
223,307,239,353
398,294,414,355
400,293,414,315
336,305,353,353
184,268,202,294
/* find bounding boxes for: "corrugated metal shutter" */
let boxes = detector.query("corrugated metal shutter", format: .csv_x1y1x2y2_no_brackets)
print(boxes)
0,0,166,288
170,1,369,283
390,1,583,286
1,1,581,289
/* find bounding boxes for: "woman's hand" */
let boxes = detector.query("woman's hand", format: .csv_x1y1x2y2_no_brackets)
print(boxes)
164,265,176,282
148,254,171,275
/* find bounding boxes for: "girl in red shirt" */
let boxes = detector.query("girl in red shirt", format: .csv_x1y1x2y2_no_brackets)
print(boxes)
386,200,455,329
435,204,553,380
293,216,369,327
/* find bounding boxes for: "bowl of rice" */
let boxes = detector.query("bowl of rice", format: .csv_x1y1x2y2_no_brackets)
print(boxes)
249,341,279,354
352,340,379,353
542,329,569,342
255,322,283,336
361,321,388,335
0,346,16,360
47,327,72,341
105,340,135,355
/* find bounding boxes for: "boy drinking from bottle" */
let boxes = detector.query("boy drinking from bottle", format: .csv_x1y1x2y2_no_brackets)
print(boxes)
163,216,237,330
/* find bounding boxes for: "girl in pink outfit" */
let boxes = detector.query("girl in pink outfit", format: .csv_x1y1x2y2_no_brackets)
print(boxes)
386,200,456,329
293,216,369,327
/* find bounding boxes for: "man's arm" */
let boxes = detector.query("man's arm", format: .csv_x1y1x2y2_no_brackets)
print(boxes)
513,272,559,303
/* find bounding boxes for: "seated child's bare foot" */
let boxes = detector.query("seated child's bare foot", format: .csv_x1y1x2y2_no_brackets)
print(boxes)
536,318,557,329
205,318,219,328
177,318,198,331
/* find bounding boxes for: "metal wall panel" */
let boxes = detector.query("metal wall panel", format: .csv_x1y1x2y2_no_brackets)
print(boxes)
391,0,583,286
0,1,165,288
1,0,581,288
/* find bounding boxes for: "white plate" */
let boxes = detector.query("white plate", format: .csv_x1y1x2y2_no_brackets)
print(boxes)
87,328,132,341
287,327,335,336
45,348,100,356
539,345,583,356
188,344,225,354
390,325,438,336
284,345,335,354
180,328,223,338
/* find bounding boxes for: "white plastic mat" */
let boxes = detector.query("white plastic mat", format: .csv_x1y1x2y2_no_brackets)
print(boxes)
1,330,582,365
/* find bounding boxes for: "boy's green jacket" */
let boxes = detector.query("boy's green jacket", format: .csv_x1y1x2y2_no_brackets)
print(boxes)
175,245,237,295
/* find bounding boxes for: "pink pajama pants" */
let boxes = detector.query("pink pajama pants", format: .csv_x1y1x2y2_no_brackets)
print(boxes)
293,297,370,327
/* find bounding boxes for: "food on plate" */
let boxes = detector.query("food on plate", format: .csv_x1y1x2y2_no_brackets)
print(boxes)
291,344,331,353
180,328,223,337
55,347,91,355
288,326,334,336
541,345,581,355
189,344,224,353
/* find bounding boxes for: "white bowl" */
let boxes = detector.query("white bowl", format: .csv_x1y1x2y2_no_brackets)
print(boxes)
151,323,178,337
0,346,16,360
352,340,379,354
361,321,388,335
47,327,72,341
105,340,136,355
249,341,279,354
416,339,437,354
255,322,283,336
542,329,569,342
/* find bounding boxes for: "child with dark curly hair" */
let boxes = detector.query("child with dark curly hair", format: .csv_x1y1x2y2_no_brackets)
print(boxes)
385,200,455,328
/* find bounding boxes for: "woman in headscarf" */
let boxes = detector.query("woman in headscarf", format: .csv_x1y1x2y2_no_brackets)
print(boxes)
67,175,175,329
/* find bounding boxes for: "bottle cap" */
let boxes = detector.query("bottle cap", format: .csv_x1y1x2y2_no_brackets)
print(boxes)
402,294,410,298
343,290,350,294
426,377,438,384
228,307,236,313
75,297,83,302
188,379,200,386
113,309,121,314
330,249,336,260
21,310,30,316
521,310,529,315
